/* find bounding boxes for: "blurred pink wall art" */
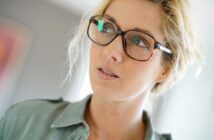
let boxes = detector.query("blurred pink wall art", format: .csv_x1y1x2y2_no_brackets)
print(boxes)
0,16,32,115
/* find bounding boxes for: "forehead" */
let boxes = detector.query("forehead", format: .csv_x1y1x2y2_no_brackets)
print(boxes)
104,0,164,42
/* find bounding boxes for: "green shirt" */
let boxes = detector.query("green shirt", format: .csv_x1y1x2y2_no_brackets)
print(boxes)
0,95,171,140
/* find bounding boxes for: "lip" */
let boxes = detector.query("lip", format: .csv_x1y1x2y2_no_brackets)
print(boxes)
97,67,119,80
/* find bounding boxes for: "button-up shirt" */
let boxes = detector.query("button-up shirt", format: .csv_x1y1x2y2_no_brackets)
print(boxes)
0,95,171,140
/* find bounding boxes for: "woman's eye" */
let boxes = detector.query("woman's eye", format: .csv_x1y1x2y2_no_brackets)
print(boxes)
97,21,114,33
102,25,111,32
131,36,148,48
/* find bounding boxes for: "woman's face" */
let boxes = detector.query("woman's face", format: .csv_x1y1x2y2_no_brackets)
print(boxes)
89,0,167,101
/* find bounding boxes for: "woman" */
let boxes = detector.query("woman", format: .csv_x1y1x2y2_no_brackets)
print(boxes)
0,0,202,140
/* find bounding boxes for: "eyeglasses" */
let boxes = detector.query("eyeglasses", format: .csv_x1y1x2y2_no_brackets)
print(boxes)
87,15,172,61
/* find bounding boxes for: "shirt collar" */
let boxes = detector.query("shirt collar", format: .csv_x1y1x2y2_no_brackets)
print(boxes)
51,94,91,128
143,111,156,139
50,94,157,139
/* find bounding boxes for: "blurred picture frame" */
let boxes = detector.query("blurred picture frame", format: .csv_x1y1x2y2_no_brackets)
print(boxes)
0,15,32,116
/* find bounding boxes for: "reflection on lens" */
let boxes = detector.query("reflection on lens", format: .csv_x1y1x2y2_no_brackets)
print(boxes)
125,31,154,60
88,16,117,46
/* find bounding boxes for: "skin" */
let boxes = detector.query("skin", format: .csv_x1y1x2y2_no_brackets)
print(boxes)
85,0,170,140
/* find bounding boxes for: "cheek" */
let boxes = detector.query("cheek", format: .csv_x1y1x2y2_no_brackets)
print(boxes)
90,45,95,59
90,44,102,60
125,62,153,84
89,46,98,76
89,46,99,91
89,45,104,79
124,54,162,88
117,62,155,97
90,45,99,65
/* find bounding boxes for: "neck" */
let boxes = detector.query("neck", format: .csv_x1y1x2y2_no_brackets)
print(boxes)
85,92,149,140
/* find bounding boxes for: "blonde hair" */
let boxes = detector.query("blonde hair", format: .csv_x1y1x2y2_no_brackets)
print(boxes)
66,0,203,94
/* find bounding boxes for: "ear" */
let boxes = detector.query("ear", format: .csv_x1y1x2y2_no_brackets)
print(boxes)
155,64,172,83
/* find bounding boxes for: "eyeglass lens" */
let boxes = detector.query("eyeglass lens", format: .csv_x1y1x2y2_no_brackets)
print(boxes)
88,15,158,61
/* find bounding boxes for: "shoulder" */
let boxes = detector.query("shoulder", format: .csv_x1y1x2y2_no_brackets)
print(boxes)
155,132,172,140
149,128,172,140
143,111,172,140
0,98,74,139
0,98,70,128
6,98,69,116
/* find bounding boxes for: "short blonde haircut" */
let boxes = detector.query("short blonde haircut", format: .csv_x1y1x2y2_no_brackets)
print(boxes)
66,0,203,94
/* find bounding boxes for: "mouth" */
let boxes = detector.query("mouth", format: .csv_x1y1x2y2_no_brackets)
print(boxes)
97,67,119,80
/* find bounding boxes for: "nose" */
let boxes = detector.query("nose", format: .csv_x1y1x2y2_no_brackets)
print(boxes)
102,36,124,64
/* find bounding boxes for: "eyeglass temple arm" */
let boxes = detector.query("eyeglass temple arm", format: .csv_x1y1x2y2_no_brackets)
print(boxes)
156,44,172,54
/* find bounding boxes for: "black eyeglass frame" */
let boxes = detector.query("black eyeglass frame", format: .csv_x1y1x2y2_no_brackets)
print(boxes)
87,15,172,61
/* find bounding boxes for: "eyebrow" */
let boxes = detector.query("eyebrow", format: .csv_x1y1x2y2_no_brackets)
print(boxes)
105,14,116,23
104,14,156,38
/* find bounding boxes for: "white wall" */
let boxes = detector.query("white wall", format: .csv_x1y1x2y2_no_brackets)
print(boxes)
0,0,81,117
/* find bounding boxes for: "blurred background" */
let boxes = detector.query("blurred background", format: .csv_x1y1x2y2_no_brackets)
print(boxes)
0,0,213,140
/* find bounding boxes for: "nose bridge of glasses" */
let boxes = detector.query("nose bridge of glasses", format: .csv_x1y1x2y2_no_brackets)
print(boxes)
109,32,124,50
110,30,125,46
